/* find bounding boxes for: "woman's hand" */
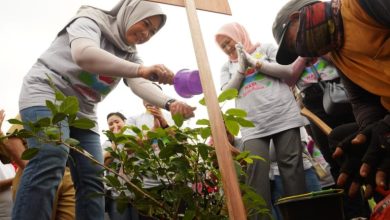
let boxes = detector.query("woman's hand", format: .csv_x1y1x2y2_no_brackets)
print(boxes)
235,43,249,75
0,109,5,136
169,100,196,119
138,64,174,85
147,106,168,129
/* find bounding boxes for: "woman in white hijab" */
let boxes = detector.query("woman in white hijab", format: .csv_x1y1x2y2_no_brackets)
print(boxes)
13,1,195,220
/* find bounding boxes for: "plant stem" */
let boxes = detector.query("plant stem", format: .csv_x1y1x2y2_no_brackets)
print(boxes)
60,141,167,210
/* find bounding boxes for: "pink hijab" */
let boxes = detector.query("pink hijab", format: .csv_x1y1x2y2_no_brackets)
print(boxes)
215,22,260,62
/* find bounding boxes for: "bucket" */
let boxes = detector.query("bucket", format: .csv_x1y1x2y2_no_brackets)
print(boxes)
174,69,202,98
276,189,345,220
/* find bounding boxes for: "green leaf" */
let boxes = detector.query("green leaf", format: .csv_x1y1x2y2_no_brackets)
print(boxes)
65,138,80,146
161,190,176,203
200,127,211,139
171,157,190,169
196,119,210,126
70,118,95,129
115,194,129,214
172,114,184,127
44,126,61,140
105,175,121,188
243,157,253,164
59,96,79,115
52,113,67,124
234,160,244,177
226,108,247,117
8,118,24,125
159,145,175,159
225,120,240,136
237,117,255,127
218,88,238,103
130,126,141,135
35,117,51,127
141,124,150,131
249,155,265,162
21,148,39,160
197,144,209,160
198,97,206,106
183,210,196,220
104,130,115,142
67,114,77,124
146,131,159,140
55,90,66,101
12,129,34,139
45,100,58,114
235,151,251,161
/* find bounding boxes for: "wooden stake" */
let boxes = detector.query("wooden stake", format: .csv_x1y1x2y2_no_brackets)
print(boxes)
301,107,332,135
183,0,246,219
147,0,231,15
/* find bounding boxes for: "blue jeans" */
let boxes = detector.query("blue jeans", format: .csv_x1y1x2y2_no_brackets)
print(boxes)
106,196,139,220
13,106,105,220
271,168,321,220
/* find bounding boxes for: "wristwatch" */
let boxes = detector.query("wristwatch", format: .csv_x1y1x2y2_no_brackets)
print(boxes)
165,99,176,111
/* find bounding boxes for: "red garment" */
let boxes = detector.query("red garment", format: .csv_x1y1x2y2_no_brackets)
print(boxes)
11,161,18,171
371,191,390,220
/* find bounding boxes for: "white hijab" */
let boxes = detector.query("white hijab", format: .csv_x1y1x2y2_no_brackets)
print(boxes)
67,0,167,53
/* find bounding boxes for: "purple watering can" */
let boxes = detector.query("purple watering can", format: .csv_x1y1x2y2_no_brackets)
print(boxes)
174,69,203,98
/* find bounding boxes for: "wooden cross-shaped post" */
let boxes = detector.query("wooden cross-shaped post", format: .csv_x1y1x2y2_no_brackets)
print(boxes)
147,0,246,219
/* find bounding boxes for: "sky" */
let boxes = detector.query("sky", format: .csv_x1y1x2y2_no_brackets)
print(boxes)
0,0,288,142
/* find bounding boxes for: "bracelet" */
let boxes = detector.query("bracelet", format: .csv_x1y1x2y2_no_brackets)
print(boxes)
255,61,263,70
164,99,176,111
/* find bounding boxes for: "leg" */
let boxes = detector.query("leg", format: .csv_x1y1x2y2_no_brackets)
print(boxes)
68,127,105,220
273,128,307,196
11,168,23,201
13,106,69,220
304,168,322,192
51,167,75,220
271,177,284,220
243,138,272,220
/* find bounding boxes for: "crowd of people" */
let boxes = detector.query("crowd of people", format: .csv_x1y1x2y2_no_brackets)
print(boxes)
0,0,389,219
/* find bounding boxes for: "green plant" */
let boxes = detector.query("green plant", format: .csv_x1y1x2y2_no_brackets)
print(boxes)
6,84,271,219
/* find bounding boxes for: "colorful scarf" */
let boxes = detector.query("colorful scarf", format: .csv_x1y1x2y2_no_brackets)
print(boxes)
295,0,343,57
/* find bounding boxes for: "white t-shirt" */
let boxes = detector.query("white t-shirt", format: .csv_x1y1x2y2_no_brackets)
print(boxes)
126,111,174,130
0,162,16,220
296,58,340,91
19,18,141,133
220,44,304,141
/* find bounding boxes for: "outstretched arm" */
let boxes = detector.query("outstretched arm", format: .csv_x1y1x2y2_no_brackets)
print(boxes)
125,78,195,119
69,18,173,84
236,43,307,86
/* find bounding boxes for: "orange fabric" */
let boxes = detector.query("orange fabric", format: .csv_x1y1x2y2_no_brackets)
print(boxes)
330,0,390,110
